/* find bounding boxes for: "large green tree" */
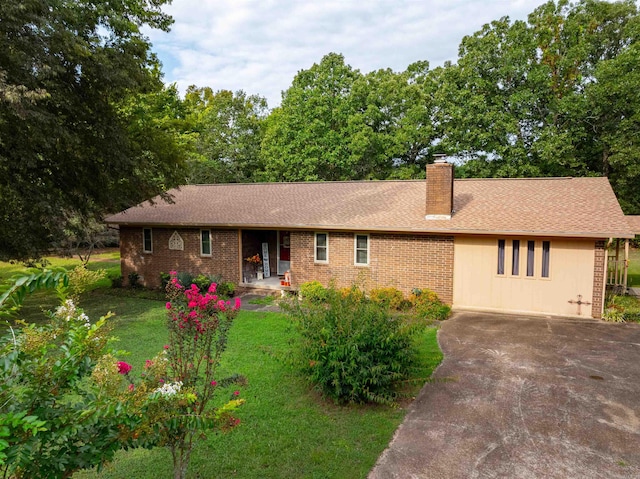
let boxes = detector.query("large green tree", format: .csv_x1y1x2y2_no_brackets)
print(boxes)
0,0,185,261
436,0,640,210
183,86,268,183
261,53,440,181
261,53,363,181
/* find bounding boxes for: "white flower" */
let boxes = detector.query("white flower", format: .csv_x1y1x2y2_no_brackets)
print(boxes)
154,381,183,397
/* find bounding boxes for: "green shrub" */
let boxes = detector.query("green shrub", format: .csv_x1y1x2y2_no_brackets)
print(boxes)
110,273,123,288
287,286,422,405
603,295,640,323
299,281,327,303
338,286,365,302
409,288,451,321
176,271,194,288
193,274,211,291
159,272,171,290
369,287,404,310
127,271,140,288
217,281,236,298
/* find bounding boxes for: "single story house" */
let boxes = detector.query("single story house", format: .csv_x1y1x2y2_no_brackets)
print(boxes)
104,160,634,319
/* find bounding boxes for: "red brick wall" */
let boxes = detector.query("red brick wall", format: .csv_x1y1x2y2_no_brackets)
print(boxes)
592,240,606,319
290,231,454,304
119,227,240,288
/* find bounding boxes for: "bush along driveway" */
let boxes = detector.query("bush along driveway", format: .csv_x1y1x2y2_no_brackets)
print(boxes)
370,312,640,479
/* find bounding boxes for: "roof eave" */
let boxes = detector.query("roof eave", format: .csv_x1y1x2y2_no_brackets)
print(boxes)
104,219,634,239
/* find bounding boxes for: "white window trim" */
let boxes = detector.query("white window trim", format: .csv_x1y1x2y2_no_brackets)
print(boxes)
354,233,370,266
200,229,212,257
142,228,153,253
314,232,329,264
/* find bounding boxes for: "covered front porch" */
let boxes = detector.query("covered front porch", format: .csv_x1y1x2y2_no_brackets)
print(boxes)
239,229,292,291
607,213,640,295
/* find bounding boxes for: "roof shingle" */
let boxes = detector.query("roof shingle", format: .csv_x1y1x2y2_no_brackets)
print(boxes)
105,177,633,239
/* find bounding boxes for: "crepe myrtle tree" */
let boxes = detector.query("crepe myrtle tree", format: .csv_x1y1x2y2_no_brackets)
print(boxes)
0,271,244,479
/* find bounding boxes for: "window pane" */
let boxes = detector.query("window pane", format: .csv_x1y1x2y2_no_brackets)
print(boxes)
356,249,368,264
542,241,550,278
356,235,368,249
316,233,327,247
497,239,505,275
316,247,327,261
512,240,520,275
143,229,152,252
201,230,211,255
527,241,535,277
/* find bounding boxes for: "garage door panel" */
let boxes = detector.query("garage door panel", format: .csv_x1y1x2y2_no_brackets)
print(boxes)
453,237,594,317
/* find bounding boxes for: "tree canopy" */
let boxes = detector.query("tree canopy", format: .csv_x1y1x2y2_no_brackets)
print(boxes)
0,0,185,261
3,0,640,261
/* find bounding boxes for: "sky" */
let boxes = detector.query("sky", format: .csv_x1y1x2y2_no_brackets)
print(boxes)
147,0,545,107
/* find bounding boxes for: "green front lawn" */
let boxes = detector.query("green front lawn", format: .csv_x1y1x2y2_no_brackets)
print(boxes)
73,292,441,479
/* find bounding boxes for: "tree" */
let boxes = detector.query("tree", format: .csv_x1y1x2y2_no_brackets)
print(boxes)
350,62,439,179
183,87,268,183
435,0,640,211
261,53,364,181
0,0,185,261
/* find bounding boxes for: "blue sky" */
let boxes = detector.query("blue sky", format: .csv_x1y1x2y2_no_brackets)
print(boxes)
147,0,544,107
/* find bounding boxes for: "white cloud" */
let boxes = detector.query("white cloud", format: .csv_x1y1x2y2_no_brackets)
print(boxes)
147,0,543,107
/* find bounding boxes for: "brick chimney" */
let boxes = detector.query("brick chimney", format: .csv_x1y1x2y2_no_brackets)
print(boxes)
425,155,454,220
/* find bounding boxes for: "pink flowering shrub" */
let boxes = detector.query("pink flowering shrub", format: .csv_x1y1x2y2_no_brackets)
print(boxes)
151,272,245,479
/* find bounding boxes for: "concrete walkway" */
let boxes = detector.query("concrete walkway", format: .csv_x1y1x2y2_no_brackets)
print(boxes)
236,293,282,313
370,312,640,479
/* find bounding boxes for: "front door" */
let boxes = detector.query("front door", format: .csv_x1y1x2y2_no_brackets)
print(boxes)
278,231,291,275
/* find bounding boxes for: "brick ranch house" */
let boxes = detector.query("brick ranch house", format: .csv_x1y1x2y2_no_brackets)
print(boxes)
105,160,633,319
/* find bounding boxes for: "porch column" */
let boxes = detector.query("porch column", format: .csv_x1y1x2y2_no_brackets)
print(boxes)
624,238,629,290
237,229,243,283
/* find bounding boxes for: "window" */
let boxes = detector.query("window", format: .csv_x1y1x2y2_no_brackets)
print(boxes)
542,241,550,278
526,240,535,277
200,230,211,256
354,234,369,266
497,239,505,275
511,240,520,276
314,232,328,263
143,228,152,253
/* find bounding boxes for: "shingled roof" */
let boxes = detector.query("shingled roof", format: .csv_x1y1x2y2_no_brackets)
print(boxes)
104,177,633,239
626,215,640,235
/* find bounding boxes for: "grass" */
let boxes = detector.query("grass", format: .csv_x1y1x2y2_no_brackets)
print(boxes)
1,252,443,479
247,295,277,305
72,300,441,479
627,248,640,287
0,251,120,327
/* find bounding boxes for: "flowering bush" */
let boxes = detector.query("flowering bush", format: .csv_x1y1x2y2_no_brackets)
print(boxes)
244,254,262,264
0,269,245,479
0,297,146,479
148,271,244,479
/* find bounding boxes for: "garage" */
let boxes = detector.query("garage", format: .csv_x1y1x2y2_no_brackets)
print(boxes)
453,236,600,318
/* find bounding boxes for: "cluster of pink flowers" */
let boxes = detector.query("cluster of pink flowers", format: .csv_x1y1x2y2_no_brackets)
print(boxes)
165,272,241,336
117,361,132,375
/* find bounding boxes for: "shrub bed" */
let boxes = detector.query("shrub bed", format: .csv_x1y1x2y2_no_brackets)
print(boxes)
287,285,423,405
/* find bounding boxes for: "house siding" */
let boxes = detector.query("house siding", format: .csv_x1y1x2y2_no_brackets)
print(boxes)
120,227,240,288
290,231,454,304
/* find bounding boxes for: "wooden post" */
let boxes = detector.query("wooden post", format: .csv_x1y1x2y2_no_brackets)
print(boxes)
238,229,243,283
624,238,629,290
615,239,620,285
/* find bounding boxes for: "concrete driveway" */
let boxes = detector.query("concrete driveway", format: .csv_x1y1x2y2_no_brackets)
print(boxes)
369,312,640,479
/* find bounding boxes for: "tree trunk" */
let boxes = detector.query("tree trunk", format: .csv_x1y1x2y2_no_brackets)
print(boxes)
171,444,192,479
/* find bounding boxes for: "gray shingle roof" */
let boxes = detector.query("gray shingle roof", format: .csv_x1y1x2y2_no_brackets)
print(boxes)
104,177,634,239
